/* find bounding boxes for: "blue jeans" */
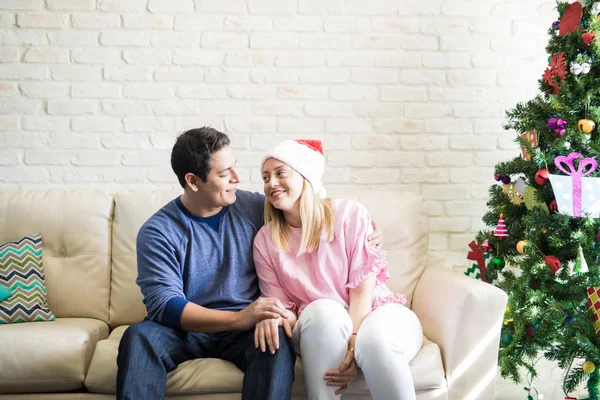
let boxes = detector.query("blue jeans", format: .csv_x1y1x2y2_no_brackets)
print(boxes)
116,320,295,400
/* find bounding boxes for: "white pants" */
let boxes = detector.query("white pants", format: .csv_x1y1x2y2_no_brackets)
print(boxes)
292,299,423,400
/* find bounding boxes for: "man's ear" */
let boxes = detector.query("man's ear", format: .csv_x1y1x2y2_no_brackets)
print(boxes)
184,173,200,192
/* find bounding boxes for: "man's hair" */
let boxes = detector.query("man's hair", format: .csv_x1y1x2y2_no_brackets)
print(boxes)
170,127,230,188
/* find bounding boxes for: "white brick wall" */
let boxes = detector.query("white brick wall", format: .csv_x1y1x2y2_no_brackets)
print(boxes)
0,1,577,396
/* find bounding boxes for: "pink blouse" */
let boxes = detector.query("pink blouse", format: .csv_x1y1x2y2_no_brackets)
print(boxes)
253,198,406,315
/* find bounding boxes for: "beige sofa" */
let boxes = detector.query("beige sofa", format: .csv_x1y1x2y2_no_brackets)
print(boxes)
0,188,507,400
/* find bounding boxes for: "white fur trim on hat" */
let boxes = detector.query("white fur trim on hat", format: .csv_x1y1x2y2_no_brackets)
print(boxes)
261,140,327,198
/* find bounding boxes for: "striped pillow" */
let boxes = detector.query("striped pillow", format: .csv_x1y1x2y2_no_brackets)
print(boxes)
0,234,55,323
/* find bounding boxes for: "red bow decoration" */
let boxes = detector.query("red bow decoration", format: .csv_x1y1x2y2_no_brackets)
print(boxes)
467,240,488,282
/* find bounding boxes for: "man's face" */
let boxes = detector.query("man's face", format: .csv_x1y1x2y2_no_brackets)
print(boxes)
195,145,239,208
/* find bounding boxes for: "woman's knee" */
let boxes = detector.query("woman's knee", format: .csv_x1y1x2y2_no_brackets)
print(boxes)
300,299,349,327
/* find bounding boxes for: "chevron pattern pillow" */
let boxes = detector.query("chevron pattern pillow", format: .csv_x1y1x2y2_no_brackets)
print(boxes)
0,233,55,323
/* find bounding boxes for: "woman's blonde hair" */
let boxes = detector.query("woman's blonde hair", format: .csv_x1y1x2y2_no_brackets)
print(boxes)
264,179,334,255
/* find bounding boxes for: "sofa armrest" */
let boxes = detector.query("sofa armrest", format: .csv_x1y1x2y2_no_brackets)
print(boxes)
411,266,507,400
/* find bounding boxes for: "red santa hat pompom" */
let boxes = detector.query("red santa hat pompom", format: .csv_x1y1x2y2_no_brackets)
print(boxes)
261,139,327,198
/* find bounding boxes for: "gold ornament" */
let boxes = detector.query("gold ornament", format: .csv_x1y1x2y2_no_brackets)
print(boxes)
516,240,528,254
502,183,524,205
583,360,596,374
503,306,513,325
578,119,596,134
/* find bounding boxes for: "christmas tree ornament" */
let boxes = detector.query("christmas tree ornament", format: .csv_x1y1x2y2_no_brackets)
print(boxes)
501,176,510,184
583,360,596,374
535,169,550,185
502,120,516,130
515,177,527,194
503,183,524,205
495,215,508,240
581,62,591,74
543,54,568,94
564,316,574,324
582,31,596,45
559,2,583,36
587,287,600,336
503,306,513,325
502,333,512,344
526,326,535,337
520,131,539,161
516,240,528,254
466,240,490,282
548,152,599,217
523,186,550,213
577,119,595,134
482,238,493,252
575,246,589,274
548,118,567,135
570,62,583,75
490,257,505,270
593,2,600,14
548,200,558,213
544,255,561,274
564,141,571,150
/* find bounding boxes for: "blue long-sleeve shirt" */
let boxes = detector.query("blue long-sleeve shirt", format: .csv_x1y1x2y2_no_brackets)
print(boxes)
135,190,265,330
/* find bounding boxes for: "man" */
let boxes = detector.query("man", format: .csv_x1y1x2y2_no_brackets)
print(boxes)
117,127,379,399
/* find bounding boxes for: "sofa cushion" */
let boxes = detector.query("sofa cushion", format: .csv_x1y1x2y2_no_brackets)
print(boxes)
0,190,113,322
0,233,55,323
85,326,446,395
0,318,109,393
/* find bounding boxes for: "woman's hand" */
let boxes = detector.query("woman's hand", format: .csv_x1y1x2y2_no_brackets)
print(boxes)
324,335,358,395
254,311,295,354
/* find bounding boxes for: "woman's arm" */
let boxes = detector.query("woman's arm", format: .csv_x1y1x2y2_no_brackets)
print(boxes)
348,275,377,346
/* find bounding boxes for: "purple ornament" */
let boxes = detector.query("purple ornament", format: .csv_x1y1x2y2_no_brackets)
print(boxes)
494,173,501,181
501,176,511,184
552,21,560,29
547,118,567,135
597,231,600,241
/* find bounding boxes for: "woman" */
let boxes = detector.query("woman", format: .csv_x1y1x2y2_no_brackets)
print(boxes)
252,139,423,400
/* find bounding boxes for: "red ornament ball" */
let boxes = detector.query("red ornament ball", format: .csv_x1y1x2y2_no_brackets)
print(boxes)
544,255,561,274
549,200,558,213
526,326,535,337
535,169,550,185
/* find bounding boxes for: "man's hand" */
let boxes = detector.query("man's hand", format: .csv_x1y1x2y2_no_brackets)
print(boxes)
368,220,383,248
324,336,358,395
238,297,289,330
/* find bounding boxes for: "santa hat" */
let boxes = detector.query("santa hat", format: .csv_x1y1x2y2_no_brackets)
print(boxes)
261,139,327,198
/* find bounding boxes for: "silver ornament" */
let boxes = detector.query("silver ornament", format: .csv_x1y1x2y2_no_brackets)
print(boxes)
593,2,600,14
571,63,583,75
565,142,571,150
582,62,591,74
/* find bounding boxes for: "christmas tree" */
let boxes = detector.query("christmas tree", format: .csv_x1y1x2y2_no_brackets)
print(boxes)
473,1,600,398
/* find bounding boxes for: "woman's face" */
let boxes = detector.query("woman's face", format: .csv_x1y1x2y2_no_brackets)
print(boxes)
262,158,305,212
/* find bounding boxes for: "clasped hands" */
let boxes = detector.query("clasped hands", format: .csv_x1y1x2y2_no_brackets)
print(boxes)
247,297,357,395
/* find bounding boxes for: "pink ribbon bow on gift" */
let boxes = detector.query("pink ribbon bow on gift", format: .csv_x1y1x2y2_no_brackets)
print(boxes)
554,152,598,216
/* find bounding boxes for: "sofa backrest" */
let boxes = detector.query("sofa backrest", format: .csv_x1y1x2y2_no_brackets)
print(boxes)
109,188,429,328
0,189,113,322
109,189,180,328
327,189,428,309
